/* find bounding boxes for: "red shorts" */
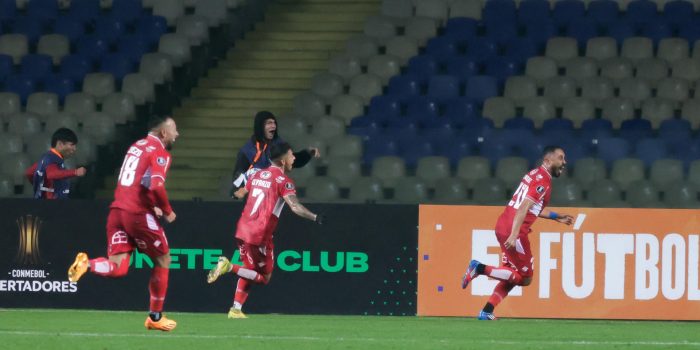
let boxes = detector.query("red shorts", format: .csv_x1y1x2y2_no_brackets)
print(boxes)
106,208,169,258
495,230,534,278
237,239,274,275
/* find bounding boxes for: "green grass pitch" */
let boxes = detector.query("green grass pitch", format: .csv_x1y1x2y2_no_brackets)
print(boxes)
1,309,699,349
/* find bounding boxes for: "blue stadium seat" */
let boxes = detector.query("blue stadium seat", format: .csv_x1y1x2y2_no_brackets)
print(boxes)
678,21,700,43
426,37,459,60
0,54,13,83
0,0,16,21
446,56,480,80
67,0,101,24
641,18,672,46
442,136,478,166
388,75,422,97
566,18,600,46
460,116,495,132
580,118,614,142
635,138,668,167
19,54,53,81
540,128,576,148
135,15,169,46
552,0,586,27
100,53,134,82
503,116,535,130
541,117,574,131
559,139,588,164
466,37,499,62
427,75,460,102
664,0,694,26
10,17,44,44
503,38,538,64
523,20,557,49
587,0,619,25
596,137,631,165
625,0,658,24
619,118,653,140
76,35,109,62
518,0,550,25
117,35,151,64
369,95,402,119
60,54,92,83
606,20,637,44
43,73,75,103
399,137,435,167
406,95,439,122
52,18,85,43
659,118,692,155
484,21,518,45
485,56,522,83
464,76,498,103
364,137,399,164
483,0,516,25
407,55,439,80
4,74,36,104
443,18,478,43
444,97,479,121
110,0,144,24
95,17,127,45
27,0,59,23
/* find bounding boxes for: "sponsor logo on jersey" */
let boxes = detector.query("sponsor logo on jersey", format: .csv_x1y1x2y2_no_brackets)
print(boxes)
145,146,156,153
127,146,143,157
251,179,271,188
536,185,545,194
275,176,286,183
136,139,148,146
536,174,543,180
157,157,167,166
285,182,295,190
260,171,271,179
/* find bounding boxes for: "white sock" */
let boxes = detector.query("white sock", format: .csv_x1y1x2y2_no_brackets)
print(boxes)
233,302,242,310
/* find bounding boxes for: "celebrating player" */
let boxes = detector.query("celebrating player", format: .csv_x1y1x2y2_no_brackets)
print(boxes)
207,142,323,318
67,116,179,331
461,146,574,320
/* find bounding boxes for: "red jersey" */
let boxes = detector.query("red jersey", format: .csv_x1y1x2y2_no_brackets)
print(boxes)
236,165,296,245
496,166,552,236
111,134,172,215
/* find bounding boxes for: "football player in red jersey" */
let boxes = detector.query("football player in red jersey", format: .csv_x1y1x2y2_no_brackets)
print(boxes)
461,146,574,320
67,116,179,331
207,142,323,318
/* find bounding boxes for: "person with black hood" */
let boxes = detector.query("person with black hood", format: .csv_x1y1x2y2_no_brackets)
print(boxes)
231,111,320,197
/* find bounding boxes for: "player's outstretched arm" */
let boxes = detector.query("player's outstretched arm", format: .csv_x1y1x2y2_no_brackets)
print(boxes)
283,194,320,223
539,209,574,225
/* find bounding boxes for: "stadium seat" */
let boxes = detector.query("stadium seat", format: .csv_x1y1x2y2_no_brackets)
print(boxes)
37,34,69,65
330,95,364,125
580,77,614,103
102,93,136,124
345,35,379,64
682,99,700,129
0,152,31,184
328,135,363,159
504,76,537,104
193,0,228,26
610,158,645,190
415,0,448,23
121,73,155,105
175,15,210,46
656,78,690,105
349,74,383,103
392,177,428,203
525,56,558,85
416,156,451,187
329,54,362,83
562,98,595,127
64,93,96,116
600,58,634,81
26,93,59,121
448,0,481,19
407,17,438,45
153,0,185,26
589,179,624,207
626,180,661,208
573,157,607,190
0,133,23,155
634,138,668,167
367,55,401,85
482,97,516,127
363,16,397,43
311,117,345,141
4,75,35,104
663,181,699,208
586,37,618,61
650,159,684,190
495,157,528,189
139,53,174,85
288,162,315,187
635,58,669,84
44,112,79,137
8,113,41,136
310,72,344,101
348,177,384,203
371,156,406,187
19,54,52,81
0,93,21,118
82,112,117,143
658,38,690,63
552,0,585,27
523,97,556,128
622,37,654,62
327,157,362,187
617,78,652,107
472,178,506,205
565,57,599,82
158,33,191,67
671,57,700,82
82,73,116,102
381,0,413,19
551,177,585,206
432,177,468,204
641,98,675,128
545,37,578,64
294,92,325,123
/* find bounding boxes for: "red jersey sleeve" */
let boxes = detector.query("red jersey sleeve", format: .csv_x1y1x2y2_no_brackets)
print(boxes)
525,178,548,203
278,175,297,198
149,149,171,186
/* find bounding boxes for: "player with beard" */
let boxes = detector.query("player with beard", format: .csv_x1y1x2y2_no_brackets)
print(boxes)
67,116,180,331
460,146,574,320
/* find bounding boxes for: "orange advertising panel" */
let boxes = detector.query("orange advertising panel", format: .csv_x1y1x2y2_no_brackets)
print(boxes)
418,205,700,320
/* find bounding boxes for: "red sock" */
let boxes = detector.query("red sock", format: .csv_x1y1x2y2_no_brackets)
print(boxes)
488,281,515,308
234,278,251,306
484,266,523,285
89,256,129,278
149,266,169,313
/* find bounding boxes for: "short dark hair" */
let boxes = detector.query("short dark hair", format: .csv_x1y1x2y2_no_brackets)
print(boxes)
269,142,292,163
542,145,562,157
51,128,78,147
147,115,171,131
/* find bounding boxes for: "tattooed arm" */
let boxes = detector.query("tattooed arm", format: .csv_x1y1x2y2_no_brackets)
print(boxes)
283,194,318,222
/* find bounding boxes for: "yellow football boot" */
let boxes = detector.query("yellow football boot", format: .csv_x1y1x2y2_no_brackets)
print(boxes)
144,315,177,331
67,252,89,283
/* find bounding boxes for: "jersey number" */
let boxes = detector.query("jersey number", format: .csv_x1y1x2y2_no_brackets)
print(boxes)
249,187,265,216
508,183,529,209
118,155,140,187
